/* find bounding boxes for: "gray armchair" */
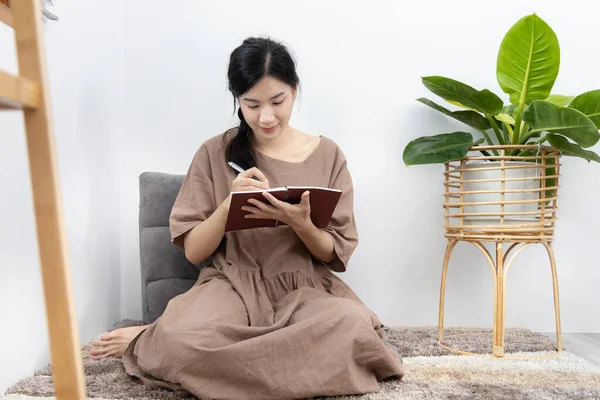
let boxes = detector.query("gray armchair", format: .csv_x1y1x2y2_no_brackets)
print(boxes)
138,172,210,324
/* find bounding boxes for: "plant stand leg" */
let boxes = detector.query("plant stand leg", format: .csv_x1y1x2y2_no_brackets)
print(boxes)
543,242,563,352
493,242,506,357
438,240,458,342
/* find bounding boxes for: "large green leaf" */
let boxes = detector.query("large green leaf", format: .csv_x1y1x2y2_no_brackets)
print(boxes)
421,76,504,115
495,113,515,124
546,133,600,162
417,98,491,131
403,132,477,166
522,100,599,147
546,94,574,107
503,104,516,115
497,14,560,106
568,89,600,128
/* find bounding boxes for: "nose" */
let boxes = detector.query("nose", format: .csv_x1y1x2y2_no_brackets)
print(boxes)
259,107,275,124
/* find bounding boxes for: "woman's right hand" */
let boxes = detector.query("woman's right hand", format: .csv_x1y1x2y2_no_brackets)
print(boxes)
220,167,270,213
231,167,270,192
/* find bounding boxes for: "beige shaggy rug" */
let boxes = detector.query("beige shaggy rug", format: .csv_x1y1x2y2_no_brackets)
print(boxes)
5,320,600,399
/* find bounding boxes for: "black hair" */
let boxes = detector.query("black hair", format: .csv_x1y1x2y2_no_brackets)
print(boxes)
225,37,300,169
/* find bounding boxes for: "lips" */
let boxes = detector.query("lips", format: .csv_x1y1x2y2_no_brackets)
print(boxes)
261,124,278,133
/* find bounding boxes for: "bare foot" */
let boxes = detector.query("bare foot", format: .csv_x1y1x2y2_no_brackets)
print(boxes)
90,325,149,360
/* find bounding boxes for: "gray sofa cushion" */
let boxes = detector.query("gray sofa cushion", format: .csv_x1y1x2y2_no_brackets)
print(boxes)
139,171,209,324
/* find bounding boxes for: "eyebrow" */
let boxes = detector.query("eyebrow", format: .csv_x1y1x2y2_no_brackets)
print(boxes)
242,92,285,103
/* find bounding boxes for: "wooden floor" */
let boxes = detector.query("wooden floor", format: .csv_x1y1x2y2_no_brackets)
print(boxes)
541,332,600,367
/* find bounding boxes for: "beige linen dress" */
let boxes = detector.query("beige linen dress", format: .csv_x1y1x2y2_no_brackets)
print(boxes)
122,132,405,399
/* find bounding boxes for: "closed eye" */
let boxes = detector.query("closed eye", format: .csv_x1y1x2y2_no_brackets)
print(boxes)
247,100,284,109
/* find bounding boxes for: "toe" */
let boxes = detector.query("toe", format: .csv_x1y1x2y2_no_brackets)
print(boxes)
90,350,106,359
107,348,120,357
94,345,122,359
92,340,108,348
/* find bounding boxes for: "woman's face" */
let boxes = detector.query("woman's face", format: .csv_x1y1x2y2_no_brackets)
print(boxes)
239,75,297,142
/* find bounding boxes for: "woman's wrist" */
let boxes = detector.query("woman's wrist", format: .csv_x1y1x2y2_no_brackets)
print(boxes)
216,197,231,223
291,218,316,235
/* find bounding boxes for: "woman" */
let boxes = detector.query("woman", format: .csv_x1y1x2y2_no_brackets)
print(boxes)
91,37,405,399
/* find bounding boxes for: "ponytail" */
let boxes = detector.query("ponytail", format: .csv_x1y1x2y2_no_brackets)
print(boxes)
225,107,256,170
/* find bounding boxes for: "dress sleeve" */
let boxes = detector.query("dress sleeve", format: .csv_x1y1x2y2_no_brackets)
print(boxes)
322,148,359,272
169,144,217,249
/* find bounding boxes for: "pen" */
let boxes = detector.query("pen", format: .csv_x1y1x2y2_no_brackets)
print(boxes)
228,161,259,181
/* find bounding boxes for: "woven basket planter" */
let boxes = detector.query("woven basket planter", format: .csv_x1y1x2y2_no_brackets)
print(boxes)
443,145,561,242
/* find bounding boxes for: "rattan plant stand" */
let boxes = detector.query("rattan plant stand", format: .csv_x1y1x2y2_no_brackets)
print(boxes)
438,145,562,359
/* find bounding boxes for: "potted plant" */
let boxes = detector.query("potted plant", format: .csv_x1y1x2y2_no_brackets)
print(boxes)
404,13,600,226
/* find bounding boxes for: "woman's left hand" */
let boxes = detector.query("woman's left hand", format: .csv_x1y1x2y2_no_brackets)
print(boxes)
242,191,313,231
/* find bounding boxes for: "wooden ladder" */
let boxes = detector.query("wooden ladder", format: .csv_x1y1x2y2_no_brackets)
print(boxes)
0,0,86,398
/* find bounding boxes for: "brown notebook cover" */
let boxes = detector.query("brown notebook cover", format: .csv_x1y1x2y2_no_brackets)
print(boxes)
224,186,342,232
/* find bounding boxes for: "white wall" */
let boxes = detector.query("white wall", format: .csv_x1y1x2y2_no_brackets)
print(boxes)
0,1,123,392
119,0,600,332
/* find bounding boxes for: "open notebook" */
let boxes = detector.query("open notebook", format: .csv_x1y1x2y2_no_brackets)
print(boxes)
224,186,342,232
